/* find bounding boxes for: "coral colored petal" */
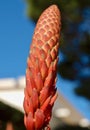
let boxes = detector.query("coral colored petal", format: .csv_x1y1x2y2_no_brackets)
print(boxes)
50,48,57,60
26,79,33,96
23,97,33,115
35,72,43,92
26,68,37,90
45,54,52,67
31,88,39,111
44,63,56,88
44,72,54,88
39,86,49,105
26,113,34,130
40,61,48,80
40,96,51,112
50,92,58,106
27,57,33,68
24,88,29,99
35,109,45,129
44,105,52,124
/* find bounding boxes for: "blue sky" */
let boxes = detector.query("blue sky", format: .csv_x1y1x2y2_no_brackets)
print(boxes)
0,0,90,122
0,0,35,78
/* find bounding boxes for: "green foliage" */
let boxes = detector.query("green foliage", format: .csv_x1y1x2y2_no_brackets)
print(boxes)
0,102,25,130
80,33,90,54
26,0,80,22
75,77,90,100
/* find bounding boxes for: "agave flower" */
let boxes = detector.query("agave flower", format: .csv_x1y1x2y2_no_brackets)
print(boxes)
23,4,61,130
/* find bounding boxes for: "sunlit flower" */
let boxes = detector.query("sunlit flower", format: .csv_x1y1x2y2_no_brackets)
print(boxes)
23,5,61,130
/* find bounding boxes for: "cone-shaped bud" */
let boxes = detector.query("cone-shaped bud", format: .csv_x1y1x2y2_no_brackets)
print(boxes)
24,4,61,130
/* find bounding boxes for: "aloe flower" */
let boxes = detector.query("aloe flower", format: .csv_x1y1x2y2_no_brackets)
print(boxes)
23,4,61,130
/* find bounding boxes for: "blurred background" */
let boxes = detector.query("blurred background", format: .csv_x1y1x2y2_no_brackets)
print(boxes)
0,0,90,130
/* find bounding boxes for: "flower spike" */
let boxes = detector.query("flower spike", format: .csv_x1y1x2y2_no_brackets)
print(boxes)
24,4,61,130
